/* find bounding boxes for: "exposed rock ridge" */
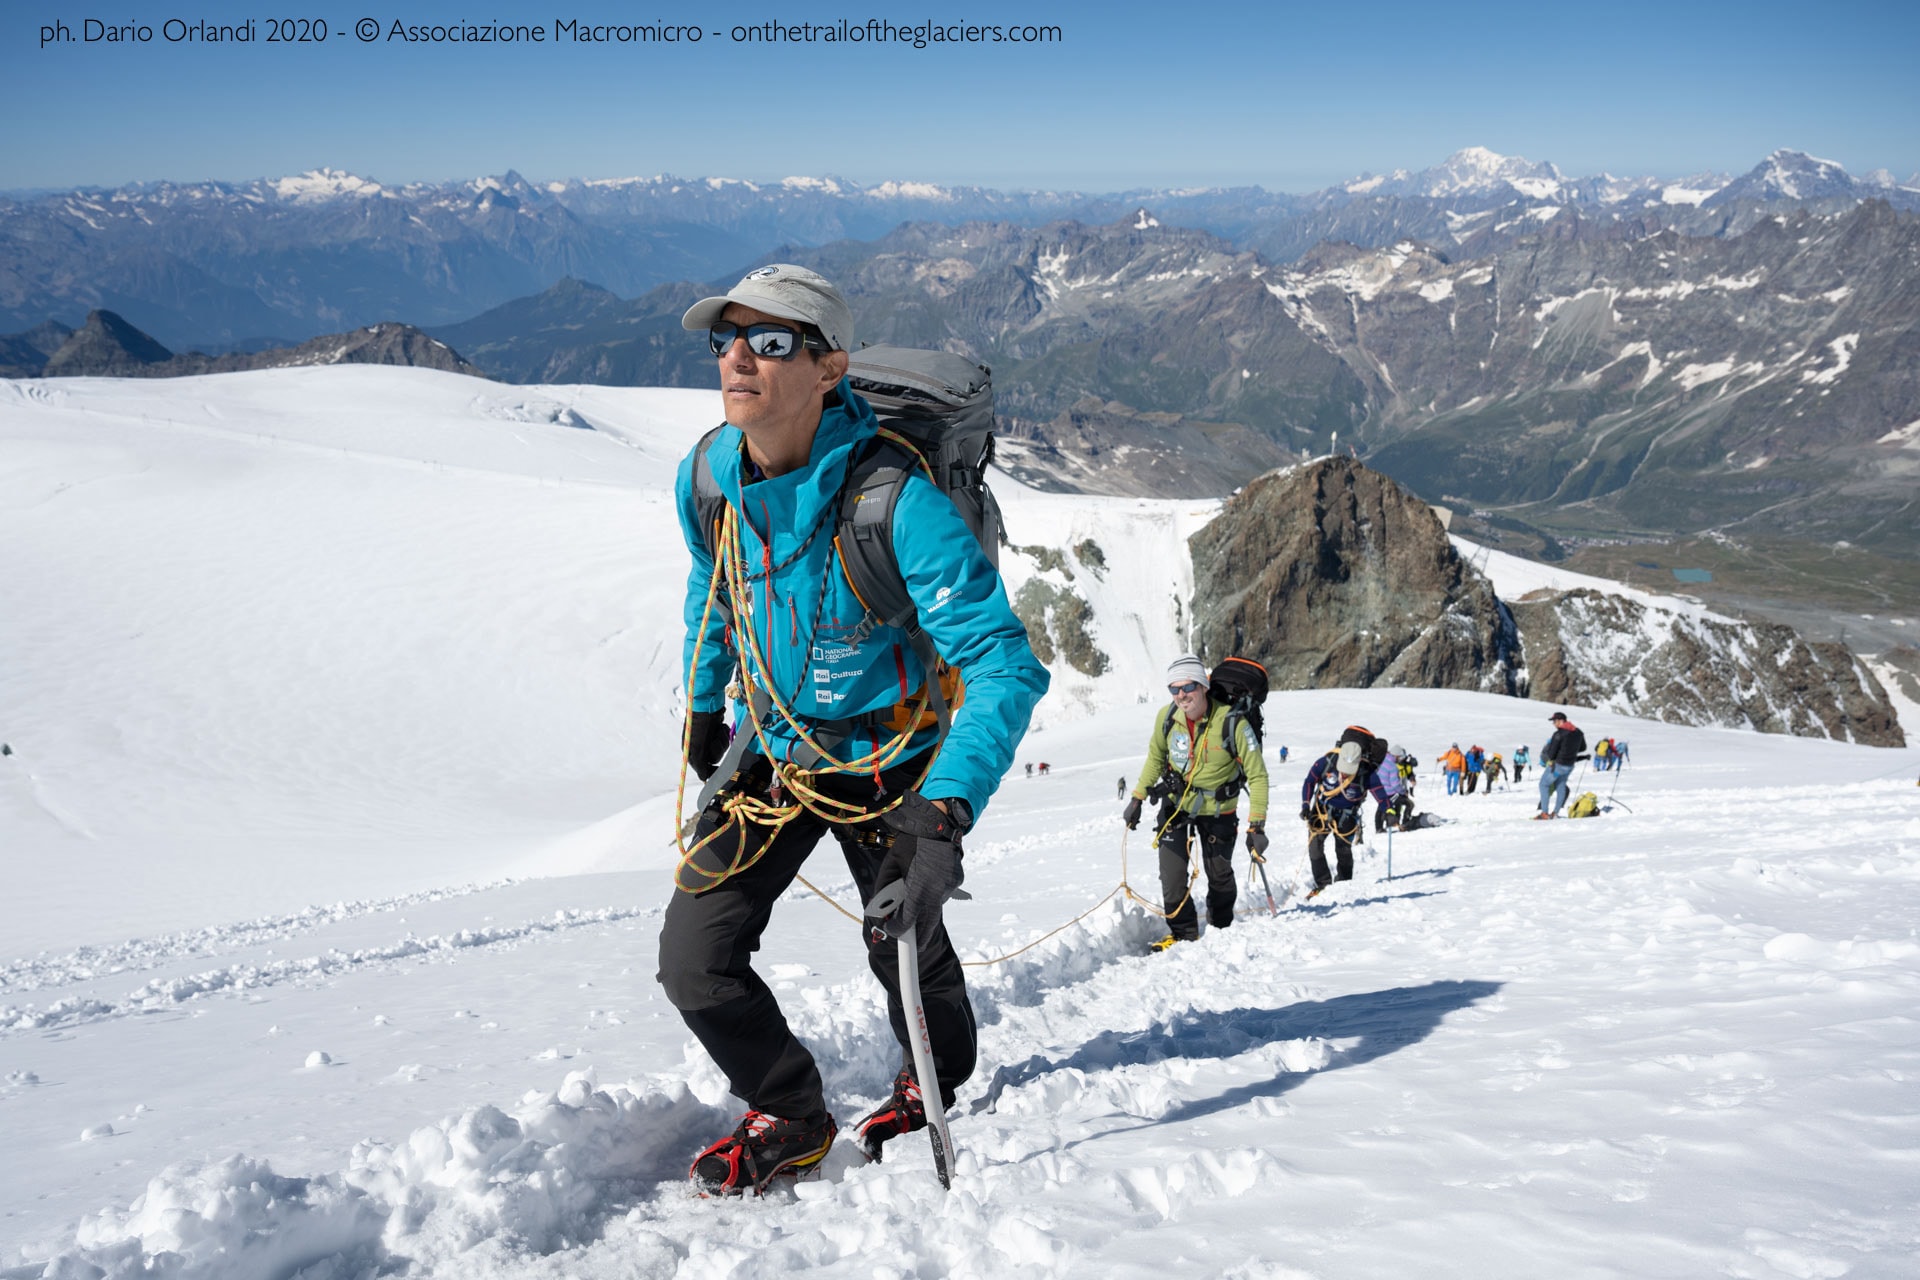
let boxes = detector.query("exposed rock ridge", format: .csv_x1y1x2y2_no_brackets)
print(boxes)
1508,589,1903,746
1187,457,1903,746
1188,456,1523,695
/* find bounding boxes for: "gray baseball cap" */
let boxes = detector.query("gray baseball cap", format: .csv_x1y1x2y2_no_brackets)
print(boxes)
681,263,854,352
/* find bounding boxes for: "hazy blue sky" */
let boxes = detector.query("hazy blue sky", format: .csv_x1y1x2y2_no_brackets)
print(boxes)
4,0,1915,192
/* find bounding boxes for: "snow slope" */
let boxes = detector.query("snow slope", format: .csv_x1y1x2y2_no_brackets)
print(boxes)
4,369,1918,1277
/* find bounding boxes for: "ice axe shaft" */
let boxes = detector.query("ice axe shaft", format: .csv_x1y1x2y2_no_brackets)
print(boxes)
865,881,957,1190
1252,859,1278,915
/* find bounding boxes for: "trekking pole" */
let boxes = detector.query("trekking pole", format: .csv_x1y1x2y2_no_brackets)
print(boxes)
1385,823,1393,881
1604,756,1635,812
864,881,956,1191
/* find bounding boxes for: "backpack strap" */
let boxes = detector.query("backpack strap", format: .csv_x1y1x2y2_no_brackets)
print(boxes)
689,425,735,630
835,435,951,740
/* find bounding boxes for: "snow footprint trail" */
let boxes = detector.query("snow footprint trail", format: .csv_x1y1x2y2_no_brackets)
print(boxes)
0,897,660,1033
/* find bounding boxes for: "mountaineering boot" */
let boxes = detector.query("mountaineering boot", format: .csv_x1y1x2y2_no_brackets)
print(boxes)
853,1065,927,1161
1150,934,1182,952
691,1110,837,1195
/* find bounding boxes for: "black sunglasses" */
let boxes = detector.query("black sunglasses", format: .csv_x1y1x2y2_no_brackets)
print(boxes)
707,321,831,360
1168,681,1204,695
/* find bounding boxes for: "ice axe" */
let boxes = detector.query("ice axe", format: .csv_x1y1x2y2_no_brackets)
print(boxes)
1250,855,1279,915
864,880,958,1191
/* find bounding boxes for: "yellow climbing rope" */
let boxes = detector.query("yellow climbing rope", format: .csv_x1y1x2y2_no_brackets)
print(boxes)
672,497,937,896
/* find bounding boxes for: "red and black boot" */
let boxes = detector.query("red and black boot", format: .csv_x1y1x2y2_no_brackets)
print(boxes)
852,1065,928,1162
690,1110,837,1195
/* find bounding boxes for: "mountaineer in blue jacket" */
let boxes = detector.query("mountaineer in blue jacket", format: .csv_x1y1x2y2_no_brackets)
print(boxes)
656,265,1049,1195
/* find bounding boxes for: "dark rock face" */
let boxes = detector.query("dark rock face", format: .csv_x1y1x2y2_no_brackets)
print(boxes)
1188,456,1523,693
1507,590,1905,747
1877,645,1920,707
40,310,174,376
1187,456,1903,746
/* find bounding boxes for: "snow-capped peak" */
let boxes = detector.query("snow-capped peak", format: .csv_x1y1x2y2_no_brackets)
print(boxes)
1709,149,1869,206
272,169,384,202
1756,149,1851,198
1133,208,1161,230
1424,147,1566,199
1332,148,1567,202
866,180,957,202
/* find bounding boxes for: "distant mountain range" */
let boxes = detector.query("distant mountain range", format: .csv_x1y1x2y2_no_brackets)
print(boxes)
422,193,1919,567
6,147,1915,624
4,148,1915,352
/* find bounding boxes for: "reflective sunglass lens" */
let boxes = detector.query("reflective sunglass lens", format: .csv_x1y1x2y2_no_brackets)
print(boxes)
748,326,797,357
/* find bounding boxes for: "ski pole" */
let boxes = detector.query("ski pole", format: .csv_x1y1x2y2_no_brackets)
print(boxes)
1386,823,1393,881
864,882,956,1191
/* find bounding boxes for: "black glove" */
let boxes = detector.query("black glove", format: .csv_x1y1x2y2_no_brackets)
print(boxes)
1245,822,1269,862
686,710,730,781
1299,804,1312,822
873,791,965,940
1122,797,1143,829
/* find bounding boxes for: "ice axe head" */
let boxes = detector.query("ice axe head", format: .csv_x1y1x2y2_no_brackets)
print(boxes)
864,880,907,921
865,880,907,944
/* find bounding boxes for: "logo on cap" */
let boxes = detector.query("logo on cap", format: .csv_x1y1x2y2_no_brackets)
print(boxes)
746,266,781,279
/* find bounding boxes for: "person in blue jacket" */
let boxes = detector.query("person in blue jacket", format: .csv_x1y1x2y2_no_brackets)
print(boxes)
656,265,1049,1194
1301,737,1392,893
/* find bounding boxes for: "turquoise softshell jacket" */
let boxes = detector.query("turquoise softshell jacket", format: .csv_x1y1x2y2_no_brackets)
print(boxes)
675,382,1049,821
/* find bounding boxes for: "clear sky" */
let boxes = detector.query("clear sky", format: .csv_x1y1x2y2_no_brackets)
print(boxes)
3,0,1915,193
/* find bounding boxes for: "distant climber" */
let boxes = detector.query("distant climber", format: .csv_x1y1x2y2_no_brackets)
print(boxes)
1302,727,1390,894
1534,711,1587,819
1124,655,1269,949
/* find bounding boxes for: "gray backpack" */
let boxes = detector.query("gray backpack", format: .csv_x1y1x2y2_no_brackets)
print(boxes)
689,345,1000,759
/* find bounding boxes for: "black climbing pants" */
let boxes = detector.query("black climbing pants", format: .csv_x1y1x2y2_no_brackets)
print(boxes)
657,757,976,1119
1156,809,1239,940
1376,793,1413,832
1308,808,1361,887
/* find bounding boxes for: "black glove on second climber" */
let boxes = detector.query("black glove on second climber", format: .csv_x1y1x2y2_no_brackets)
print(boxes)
1246,822,1269,861
1122,797,1143,829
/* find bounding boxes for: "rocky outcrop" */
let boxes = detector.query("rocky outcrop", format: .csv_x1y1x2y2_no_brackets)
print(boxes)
1508,590,1904,746
40,310,173,376
1188,456,1522,693
1012,578,1109,677
18,311,482,379
1186,455,1904,746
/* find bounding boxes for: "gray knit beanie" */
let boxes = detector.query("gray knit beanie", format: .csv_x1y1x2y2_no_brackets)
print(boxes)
1166,655,1208,688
